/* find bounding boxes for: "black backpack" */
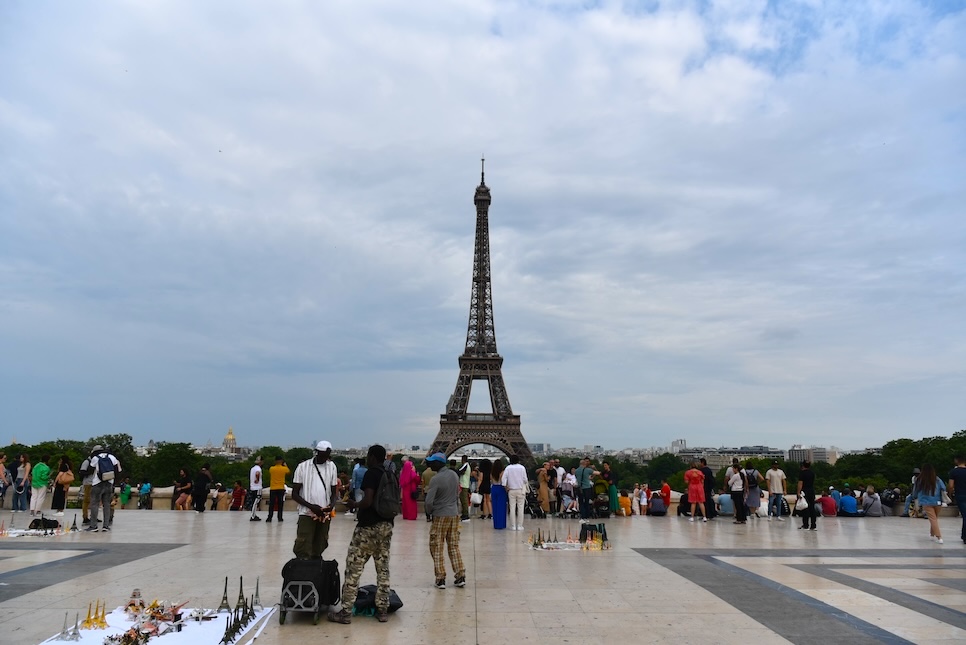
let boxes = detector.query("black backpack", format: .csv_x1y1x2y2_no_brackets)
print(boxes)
744,469,759,490
374,467,400,520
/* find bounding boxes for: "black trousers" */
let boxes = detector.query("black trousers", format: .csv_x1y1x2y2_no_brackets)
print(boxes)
734,491,747,522
267,490,285,520
579,488,594,519
801,492,816,528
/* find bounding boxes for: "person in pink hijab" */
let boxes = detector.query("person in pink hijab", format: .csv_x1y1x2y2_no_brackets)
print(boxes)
399,456,420,520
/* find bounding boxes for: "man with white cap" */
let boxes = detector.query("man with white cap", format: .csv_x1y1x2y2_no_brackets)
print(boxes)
291,441,339,559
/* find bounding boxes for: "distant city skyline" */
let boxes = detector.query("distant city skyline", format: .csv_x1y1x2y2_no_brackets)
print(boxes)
2,2,963,451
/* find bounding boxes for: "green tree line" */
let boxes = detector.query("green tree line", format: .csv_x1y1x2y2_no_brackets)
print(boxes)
0,434,355,489
4,430,963,495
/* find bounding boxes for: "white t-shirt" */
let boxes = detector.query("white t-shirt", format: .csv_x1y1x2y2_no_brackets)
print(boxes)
292,459,338,517
250,465,263,491
765,468,786,494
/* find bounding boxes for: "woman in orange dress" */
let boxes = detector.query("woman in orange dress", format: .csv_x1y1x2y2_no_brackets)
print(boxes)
684,461,706,521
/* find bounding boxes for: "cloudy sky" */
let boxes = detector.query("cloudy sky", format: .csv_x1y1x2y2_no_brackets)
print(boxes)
1,1,963,453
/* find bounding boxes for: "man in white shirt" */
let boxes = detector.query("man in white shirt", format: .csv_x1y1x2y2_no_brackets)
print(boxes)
249,456,264,521
501,455,530,532
554,460,566,496
765,461,787,521
291,441,339,559
85,447,122,532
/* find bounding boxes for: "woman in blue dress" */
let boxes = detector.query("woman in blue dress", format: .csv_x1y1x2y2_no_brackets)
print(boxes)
490,458,507,530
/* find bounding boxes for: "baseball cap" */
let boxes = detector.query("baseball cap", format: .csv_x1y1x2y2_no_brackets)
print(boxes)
426,452,447,463
91,445,104,453
913,468,921,474
314,440,333,452
828,485,834,490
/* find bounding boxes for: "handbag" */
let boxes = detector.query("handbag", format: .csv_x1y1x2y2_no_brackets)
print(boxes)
795,494,808,511
470,492,483,505
410,489,420,501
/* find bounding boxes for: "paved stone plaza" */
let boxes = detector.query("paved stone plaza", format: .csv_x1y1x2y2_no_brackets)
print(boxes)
1,510,964,644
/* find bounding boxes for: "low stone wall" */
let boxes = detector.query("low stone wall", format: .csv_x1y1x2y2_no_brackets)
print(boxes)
5,488,959,518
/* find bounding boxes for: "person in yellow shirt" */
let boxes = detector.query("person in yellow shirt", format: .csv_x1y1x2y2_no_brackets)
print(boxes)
267,456,291,523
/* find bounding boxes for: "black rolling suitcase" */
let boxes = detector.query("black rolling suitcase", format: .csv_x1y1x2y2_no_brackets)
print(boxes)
279,558,341,624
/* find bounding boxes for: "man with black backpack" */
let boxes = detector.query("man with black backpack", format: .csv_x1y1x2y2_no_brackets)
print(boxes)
85,445,121,532
329,444,395,625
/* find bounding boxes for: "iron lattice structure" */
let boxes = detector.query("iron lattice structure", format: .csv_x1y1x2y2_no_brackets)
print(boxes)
429,163,535,469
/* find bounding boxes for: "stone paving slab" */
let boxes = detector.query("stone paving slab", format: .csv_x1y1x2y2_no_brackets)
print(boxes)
0,509,963,644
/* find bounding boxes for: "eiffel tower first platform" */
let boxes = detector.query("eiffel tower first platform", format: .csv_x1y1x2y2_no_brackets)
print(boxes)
428,162,536,470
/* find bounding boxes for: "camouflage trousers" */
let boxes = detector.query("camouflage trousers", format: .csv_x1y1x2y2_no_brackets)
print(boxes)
341,522,393,612
429,515,464,579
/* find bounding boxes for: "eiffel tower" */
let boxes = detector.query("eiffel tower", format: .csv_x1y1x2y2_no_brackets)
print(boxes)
429,161,535,470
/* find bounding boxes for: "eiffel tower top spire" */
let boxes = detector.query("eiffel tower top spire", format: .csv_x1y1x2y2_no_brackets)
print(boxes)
466,159,496,357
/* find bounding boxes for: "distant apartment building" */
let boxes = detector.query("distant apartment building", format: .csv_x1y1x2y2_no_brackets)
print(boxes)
788,444,838,465
678,445,785,471
528,443,551,455
670,439,687,454
788,445,810,463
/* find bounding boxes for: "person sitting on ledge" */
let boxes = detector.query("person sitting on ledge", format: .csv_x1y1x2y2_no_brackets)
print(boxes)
647,492,667,516
837,488,864,517
716,488,734,516
862,485,883,517
617,490,632,517
819,491,838,517
677,491,690,516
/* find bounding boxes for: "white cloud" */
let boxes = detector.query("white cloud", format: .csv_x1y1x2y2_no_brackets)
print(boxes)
0,0,963,451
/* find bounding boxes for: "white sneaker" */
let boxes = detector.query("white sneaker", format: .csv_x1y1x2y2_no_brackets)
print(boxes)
938,538,944,544
55,512,64,516
702,517,708,522
688,517,694,522
767,516,772,521
776,517,784,521
578,519,588,524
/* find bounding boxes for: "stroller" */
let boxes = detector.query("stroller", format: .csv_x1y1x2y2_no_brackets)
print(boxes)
556,484,579,519
525,490,547,519
592,479,611,518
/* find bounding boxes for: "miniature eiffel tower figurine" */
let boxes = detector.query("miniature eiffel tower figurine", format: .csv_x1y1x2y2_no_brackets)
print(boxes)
41,513,49,536
70,514,79,532
252,577,262,611
68,613,81,641
234,575,245,611
55,612,71,640
0,519,6,536
96,599,109,628
81,602,94,629
217,577,231,612
219,614,231,645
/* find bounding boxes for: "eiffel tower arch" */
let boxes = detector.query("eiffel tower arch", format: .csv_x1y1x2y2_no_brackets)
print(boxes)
429,162,536,471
